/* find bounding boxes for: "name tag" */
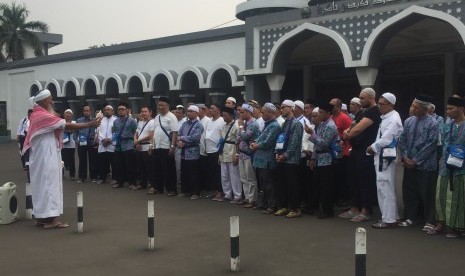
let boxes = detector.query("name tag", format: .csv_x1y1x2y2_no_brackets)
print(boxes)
112,133,118,146
447,155,464,168
275,133,286,150
79,135,87,146
382,148,397,159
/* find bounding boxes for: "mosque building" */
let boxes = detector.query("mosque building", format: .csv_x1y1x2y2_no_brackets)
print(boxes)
1,0,464,137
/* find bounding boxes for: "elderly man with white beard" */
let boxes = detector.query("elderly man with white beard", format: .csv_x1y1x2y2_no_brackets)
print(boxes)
367,93,403,229
23,90,101,229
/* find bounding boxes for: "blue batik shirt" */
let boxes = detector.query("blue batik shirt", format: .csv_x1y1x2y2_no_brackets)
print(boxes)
253,119,281,169
178,119,203,160
113,116,138,152
439,119,465,176
310,118,338,167
276,118,303,165
399,115,439,171
237,118,260,160
75,116,96,146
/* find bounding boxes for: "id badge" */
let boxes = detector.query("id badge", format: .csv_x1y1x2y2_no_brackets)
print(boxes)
79,135,87,146
447,155,464,168
63,137,70,144
383,148,397,159
112,133,118,146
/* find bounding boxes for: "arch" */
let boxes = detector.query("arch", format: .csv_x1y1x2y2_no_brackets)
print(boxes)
63,77,82,98
81,75,104,96
30,80,45,96
45,79,63,98
207,63,244,88
102,73,126,95
151,69,177,92
361,5,465,67
125,72,151,93
176,66,208,89
265,22,354,74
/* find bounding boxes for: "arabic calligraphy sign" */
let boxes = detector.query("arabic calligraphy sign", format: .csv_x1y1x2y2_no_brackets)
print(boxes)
307,0,407,15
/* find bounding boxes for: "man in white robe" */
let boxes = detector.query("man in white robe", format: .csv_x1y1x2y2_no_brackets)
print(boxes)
23,90,100,229
367,93,403,228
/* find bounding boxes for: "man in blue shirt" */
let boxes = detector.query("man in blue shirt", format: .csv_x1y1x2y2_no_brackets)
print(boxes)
75,105,98,183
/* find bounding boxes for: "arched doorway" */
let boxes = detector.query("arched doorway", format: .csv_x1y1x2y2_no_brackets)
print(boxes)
179,71,201,106
30,84,40,96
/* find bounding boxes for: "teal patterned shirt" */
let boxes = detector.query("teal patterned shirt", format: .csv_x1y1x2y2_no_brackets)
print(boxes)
310,118,338,167
439,120,465,176
253,119,281,169
113,116,137,152
276,118,303,165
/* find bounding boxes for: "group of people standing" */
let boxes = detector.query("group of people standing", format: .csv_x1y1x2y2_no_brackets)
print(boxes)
20,88,465,238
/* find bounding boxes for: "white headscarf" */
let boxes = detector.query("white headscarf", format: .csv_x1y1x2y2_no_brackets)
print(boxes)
29,89,51,107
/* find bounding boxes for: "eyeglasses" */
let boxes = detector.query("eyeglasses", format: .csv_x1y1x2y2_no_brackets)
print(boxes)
118,108,126,111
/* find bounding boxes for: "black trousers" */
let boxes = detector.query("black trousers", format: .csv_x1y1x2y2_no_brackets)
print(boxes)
153,149,176,193
276,163,300,211
181,159,201,195
206,152,221,192
298,157,312,205
98,151,115,182
19,135,26,168
334,156,349,204
199,155,209,191
61,148,76,178
349,149,377,212
136,150,153,188
314,165,336,216
114,149,137,185
78,145,99,180
402,168,436,224
257,168,277,210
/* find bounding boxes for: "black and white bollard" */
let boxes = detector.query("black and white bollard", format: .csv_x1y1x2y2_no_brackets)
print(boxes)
77,191,84,233
25,167,33,220
355,227,367,276
148,200,155,250
230,216,240,272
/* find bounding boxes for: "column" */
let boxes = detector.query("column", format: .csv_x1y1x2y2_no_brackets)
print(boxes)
209,92,226,106
355,67,378,88
106,98,120,110
179,94,196,107
303,65,313,101
444,53,456,107
86,99,99,113
67,100,81,116
128,96,143,114
266,74,286,103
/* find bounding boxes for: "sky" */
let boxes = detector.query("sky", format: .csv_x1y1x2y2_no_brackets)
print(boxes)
4,0,245,54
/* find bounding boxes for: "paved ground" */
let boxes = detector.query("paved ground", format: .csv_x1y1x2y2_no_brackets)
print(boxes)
0,142,463,276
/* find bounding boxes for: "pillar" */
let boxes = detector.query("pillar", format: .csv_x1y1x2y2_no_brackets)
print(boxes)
67,100,81,117
106,98,120,110
179,94,196,108
128,96,143,114
86,99,99,113
356,67,378,88
303,65,314,100
266,74,286,103
209,92,226,106
444,53,456,109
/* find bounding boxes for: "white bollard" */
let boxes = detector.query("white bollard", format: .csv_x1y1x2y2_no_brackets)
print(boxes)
77,191,84,233
148,200,155,250
230,216,240,272
355,227,367,276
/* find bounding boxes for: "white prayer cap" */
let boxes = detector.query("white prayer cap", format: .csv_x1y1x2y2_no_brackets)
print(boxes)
241,103,254,113
29,89,51,107
294,100,304,110
196,103,207,109
187,105,199,113
312,107,319,113
341,103,348,111
382,92,396,105
350,97,361,105
176,104,184,109
64,109,73,114
281,99,295,109
263,102,276,113
226,97,236,104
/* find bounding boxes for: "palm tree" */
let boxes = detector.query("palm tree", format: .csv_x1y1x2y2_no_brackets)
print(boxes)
0,3,49,62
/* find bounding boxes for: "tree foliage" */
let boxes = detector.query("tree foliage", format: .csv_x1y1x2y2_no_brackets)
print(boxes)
0,2,49,62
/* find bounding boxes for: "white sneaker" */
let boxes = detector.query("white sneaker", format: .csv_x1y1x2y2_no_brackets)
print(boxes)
190,195,200,200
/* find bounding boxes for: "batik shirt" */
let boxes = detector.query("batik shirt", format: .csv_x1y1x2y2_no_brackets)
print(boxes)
277,118,303,165
75,116,96,146
178,119,203,160
253,119,281,169
399,115,439,171
237,118,260,160
439,120,465,176
310,118,338,167
112,116,137,152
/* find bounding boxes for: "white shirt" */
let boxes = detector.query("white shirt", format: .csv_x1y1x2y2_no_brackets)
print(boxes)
153,112,178,149
296,115,313,156
371,110,403,155
199,116,212,156
63,120,76,149
177,117,187,131
256,117,265,132
136,119,155,151
276,116,285,127
98,116,117,153
17,117,29,136
205,116,225,153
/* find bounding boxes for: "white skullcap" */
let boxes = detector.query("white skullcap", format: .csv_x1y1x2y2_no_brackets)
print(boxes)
196,103,207,109
382,92,396,105
350,97,361,105
341,103,348,111
312,107,319,113
187,105,199,113
105,105,113,110
263,102,276,113
29,89,51,107
241,103,254,113
281,99,295,109
176,105,184,109
64,109,73,114
226,97,236,104
294,100,304,110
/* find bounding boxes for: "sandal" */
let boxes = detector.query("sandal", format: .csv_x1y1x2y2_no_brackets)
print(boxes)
43,221,69,229
398,219,415,227
372,221,397,229
350,214,370,222
422,223,435,232
446,231,459,239
338,210,360,219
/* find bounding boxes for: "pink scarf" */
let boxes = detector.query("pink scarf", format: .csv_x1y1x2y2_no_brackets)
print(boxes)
22,105,64,154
